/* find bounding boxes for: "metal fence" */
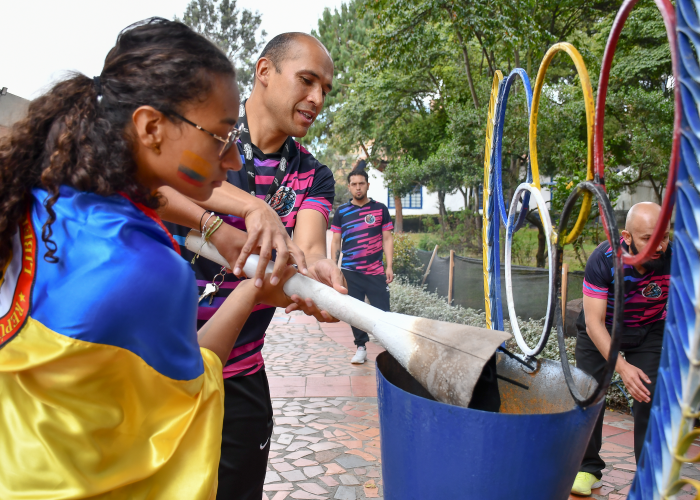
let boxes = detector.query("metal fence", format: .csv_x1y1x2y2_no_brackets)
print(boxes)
416,250,584,320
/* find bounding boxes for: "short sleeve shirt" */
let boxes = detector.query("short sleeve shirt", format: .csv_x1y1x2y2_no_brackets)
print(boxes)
165,137,335,379
582,238,671,327
331,200,393,275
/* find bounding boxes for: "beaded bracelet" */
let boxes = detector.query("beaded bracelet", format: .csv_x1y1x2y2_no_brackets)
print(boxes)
205,217,223,241
192,213,219,264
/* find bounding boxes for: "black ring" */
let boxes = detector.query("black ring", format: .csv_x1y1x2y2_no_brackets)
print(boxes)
553,181,623,407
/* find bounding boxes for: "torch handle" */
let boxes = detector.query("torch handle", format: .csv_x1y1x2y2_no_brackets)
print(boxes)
184,231,378,332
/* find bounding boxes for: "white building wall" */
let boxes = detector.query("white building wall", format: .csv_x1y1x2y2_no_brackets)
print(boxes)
367,166,660,218
614,181,658,211
366,169,464,215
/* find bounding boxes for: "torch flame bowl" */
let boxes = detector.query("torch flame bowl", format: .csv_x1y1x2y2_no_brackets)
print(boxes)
376,351,604,499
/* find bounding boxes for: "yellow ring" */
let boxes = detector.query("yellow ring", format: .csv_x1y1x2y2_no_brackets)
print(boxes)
529,43,595,244
482,71,503,329
665,477,700,498
672,428,700,463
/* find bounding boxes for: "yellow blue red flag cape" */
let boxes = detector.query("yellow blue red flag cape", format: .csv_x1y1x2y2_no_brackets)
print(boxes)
0,186,224,499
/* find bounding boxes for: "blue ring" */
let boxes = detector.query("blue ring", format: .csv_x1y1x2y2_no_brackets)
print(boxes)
492,68,534,230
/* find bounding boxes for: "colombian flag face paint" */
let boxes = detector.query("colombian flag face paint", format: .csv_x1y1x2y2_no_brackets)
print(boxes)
177,150,212,187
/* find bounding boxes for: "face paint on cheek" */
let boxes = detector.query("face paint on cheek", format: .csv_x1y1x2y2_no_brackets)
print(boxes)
177,150,212,187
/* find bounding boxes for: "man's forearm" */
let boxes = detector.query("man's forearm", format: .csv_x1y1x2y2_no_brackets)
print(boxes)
198,182,263,217
159,184,269,228
586,319,613,361
330,241,340,263
306,252,330,266
383,233,394,269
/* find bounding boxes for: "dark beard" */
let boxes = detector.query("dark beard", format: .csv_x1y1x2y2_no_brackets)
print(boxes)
630,237,669,271
353,192,366,200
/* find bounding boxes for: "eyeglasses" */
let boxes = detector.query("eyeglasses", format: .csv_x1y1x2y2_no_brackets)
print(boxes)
167,110,242,159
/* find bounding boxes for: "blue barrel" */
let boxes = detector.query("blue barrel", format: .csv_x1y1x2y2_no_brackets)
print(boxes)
376,351,604,500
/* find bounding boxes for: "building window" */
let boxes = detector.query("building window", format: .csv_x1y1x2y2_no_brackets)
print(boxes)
388,186,422,209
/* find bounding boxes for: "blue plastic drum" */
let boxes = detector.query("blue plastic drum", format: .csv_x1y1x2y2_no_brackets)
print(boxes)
376,351,604,500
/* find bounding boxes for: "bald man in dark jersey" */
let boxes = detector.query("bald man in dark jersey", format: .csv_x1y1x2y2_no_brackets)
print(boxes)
571,203,671,496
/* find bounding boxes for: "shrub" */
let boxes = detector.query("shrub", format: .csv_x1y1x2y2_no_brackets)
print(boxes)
390,276,487,324
389,233,424,284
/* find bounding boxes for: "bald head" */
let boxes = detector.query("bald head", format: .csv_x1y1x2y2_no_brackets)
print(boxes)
258,32,332,73
247,31,334,146
622,201,670,268
625,202,662,233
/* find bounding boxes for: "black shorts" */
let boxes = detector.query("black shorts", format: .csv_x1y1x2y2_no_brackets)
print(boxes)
216,368,273,500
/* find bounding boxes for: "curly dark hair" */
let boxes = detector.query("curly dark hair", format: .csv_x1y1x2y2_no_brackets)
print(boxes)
0,17,235,271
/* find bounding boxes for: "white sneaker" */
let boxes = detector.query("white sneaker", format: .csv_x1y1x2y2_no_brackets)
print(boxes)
351,346,367,364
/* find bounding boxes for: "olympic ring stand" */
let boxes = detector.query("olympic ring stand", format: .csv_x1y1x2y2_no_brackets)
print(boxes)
373,0,690,497
375,351,603,500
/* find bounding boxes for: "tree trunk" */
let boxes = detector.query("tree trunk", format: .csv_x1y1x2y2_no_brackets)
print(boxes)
437,190,447,235
458,186,469,224
394,195,403,233
453,26,480,113
526,210,546,268
648,176,664,204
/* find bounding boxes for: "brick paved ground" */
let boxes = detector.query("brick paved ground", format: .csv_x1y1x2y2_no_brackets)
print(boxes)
261,310,698,500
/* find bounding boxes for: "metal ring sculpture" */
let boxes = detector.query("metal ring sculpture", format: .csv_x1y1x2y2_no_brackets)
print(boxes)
628,0,699,497
484,69,538,335
555,182,624,407
530,43,596,245
484,45,595,345
482,71,504,331
594,0,681,268
478,0,698,495
492,69,534,230
504,183,555,356
492,69,558,356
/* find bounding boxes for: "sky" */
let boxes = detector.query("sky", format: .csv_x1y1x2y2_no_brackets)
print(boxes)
1,0,345,100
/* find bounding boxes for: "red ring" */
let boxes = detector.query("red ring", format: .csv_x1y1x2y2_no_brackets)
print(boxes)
593,0,680,266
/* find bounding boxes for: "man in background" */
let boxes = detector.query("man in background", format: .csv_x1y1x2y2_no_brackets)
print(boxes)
571,202,671,496
331,169,394,364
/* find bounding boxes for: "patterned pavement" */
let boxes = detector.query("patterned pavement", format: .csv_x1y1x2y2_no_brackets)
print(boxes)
261,310,699,500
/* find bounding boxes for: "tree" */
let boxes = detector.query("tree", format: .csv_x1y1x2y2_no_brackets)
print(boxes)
178,0,266,94
307,1,374,146
311,0,674,268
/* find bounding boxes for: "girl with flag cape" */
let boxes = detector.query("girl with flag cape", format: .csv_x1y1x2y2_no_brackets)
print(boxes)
0,17,314,500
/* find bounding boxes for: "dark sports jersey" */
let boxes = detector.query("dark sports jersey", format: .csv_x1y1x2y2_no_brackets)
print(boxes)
582,238,671,327
330,199,393,275
166,137,334,379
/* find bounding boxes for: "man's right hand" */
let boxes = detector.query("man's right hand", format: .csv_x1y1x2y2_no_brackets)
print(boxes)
232,201,308,287
616,357,651,403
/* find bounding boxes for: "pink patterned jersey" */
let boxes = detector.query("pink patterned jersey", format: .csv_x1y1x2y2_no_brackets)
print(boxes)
582,238,671,328
331,199,393,276
165,137,334,379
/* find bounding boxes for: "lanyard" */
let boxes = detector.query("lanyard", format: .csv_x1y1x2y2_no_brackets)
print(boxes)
238,101,293,203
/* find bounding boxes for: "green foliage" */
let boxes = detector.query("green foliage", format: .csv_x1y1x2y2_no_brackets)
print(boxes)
389,276,491,325
310,0,674,275
416,208,482,254
178,0,266,94
389,233,424,284
306,2,374,147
